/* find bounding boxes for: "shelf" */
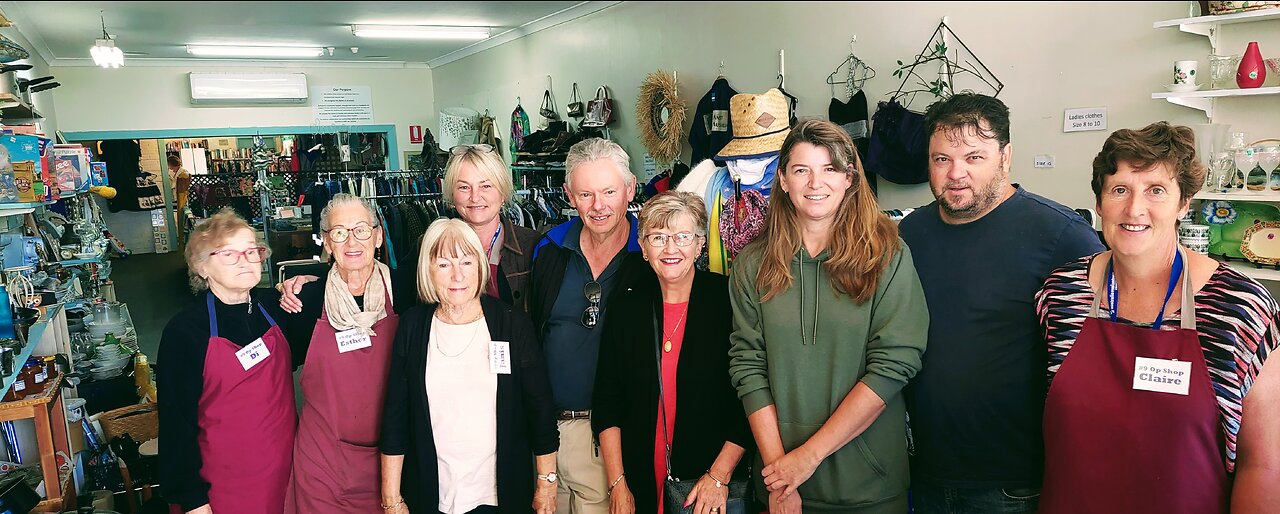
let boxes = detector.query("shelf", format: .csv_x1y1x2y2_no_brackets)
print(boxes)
58,256,104,266
0,205,34,218
33,462,74,511
1193,190,1280,202
1151,86,1280,118
0,304,63,399
1154,8,1280,51
1217,257,1280,282
0,92,42,121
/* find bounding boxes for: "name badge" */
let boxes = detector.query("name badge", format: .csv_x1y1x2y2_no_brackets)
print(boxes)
236,338,271,371
336,328,373,353
1133,357,1192,395
489,341,512,375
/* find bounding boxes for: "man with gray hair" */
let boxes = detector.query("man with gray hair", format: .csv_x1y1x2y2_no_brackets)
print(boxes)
530,138,641,514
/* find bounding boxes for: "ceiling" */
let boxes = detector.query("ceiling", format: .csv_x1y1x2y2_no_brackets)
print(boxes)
0,1,604,67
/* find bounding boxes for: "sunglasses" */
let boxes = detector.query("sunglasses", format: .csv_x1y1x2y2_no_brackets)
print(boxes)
450,144,495,155
581,280,602,329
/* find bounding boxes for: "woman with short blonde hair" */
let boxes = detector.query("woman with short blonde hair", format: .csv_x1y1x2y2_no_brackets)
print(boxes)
160,208,298,514
381,218,559,514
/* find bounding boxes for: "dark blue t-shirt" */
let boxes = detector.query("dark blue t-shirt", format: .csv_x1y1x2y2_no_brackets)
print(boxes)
900,186,1104,488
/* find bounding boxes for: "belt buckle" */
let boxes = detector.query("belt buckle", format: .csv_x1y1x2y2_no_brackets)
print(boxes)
559,410,590,420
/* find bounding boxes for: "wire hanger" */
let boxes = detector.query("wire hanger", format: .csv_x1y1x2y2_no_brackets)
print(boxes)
717,61,726,79
827,36,876,99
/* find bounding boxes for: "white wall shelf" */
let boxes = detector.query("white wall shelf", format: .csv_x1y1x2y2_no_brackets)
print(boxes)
1151,86,1280,119
1194,190,1280,202
1153,8,1280,51
1217,258,1280,282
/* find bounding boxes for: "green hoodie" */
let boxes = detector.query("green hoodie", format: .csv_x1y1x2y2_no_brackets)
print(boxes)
728,239,928,512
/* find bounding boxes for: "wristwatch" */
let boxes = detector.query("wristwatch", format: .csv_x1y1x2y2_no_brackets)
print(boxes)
538,472,558,484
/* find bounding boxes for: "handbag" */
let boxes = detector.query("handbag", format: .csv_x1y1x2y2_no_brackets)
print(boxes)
540,90,560,120
567,83,584,118
653,313,749,514
582,85,614,128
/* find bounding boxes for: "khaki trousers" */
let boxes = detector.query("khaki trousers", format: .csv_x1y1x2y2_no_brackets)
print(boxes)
555,418,609,514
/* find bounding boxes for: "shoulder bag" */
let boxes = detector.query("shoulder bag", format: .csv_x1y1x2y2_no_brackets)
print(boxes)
582,85,614,128
567,83,584,118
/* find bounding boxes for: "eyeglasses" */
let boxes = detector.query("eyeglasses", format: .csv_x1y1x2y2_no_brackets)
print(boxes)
209,246,268,265
325,224,378,243
644,232,700,248
581,280,602,329
450,144,495,155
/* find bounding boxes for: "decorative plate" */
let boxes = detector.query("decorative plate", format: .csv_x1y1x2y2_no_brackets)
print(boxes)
1202,200,1237,225
1240,221,1280,265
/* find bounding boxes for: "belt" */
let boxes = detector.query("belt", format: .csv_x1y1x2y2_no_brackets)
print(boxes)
557,410,591,420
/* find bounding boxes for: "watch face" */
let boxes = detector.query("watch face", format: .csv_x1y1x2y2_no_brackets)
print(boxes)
545,472,558,482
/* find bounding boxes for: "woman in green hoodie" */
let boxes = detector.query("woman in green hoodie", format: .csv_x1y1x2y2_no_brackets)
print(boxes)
728,119,928,514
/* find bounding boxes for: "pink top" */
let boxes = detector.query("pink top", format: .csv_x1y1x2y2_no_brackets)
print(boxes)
654,301,689,514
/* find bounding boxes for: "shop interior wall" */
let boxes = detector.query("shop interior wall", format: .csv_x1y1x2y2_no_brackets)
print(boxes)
429,1,1280,212
0,25,59,136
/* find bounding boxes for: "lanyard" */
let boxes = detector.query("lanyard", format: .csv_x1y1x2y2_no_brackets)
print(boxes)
1106,250,1183,329
486,224,502,263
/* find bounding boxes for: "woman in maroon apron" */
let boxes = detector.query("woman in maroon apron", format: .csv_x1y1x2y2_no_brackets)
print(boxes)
158,209,297,514
1034,123,1280,513
284,195,400,513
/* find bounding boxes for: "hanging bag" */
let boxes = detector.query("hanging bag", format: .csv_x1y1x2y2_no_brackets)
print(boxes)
540,90,560,120
653,314,749,514
567,83,584,118
582,85,614,128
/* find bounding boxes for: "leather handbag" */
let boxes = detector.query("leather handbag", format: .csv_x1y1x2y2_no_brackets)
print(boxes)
653,313,750,514
582,85,614,128
567,83,584,118
540,90,559,120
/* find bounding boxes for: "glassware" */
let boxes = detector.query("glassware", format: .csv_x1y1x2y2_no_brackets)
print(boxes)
1209,54,1241,89
1214,152,1236,193
1236,148,1260,191
1259,145,1280,191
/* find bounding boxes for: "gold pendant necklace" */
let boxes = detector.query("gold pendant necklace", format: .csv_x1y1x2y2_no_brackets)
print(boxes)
662,305,689,353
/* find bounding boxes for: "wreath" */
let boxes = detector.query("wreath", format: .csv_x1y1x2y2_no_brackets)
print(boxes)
635,70,686,165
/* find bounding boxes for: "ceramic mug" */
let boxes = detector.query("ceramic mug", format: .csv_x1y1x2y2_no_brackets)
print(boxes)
1175,60,1199,85
1185,241,1210,255
1179,224,1211,239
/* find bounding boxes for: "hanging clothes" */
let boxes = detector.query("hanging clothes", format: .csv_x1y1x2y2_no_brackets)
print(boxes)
510,104,531,164
688,78,737,166
829,90,876,195
679,156,776,274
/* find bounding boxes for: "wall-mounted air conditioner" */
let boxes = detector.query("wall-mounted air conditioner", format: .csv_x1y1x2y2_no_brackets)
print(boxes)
189,72,308,105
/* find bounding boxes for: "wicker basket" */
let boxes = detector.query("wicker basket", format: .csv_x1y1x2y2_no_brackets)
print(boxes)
98,403,158,442
1208,1,1280,15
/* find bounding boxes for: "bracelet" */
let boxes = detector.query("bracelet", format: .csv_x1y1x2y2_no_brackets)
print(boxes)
608,473,626,492
380,498,405,510
706,469,728,488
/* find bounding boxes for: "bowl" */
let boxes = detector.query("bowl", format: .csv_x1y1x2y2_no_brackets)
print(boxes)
1166,83,1202,93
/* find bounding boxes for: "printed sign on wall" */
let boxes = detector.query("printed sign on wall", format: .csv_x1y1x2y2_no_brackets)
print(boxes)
314,86,374,124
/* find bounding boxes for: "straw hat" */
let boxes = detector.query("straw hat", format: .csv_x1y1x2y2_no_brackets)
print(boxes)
716,88,791,159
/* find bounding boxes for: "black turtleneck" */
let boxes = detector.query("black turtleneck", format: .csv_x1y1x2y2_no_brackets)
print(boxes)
156,287,295,512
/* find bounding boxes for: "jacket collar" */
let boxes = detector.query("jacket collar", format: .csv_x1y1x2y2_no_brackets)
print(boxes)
501,216,524,256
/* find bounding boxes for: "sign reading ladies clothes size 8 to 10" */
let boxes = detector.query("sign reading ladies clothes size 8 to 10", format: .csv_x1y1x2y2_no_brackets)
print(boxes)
1063,107,1107,133
313,86,374,124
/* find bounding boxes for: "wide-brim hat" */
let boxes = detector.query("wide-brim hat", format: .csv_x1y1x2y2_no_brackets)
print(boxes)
717,88,791,160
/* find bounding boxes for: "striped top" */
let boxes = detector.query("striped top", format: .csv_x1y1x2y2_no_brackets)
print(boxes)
1035,255,1278,472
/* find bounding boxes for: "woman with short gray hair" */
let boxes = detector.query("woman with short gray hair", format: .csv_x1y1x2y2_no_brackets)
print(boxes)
284,192,403,513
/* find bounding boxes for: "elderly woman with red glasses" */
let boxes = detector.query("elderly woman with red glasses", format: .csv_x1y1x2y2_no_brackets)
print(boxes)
159,208,299,514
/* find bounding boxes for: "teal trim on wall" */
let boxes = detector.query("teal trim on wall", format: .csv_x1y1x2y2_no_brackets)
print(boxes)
62,124,402,170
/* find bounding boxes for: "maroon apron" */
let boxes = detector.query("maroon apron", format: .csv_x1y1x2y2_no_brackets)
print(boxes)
286,284,399,513
193,293,297,514
1041,249,1229,513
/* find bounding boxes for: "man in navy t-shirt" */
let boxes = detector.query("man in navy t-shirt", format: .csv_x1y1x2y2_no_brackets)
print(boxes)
899,93,1103,513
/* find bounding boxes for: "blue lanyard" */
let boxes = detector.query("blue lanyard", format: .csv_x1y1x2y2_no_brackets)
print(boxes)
486,224,502,261
1106,250,1183,329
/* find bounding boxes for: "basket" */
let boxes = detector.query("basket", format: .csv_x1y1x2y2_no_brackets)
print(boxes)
1208,1,1280,15
438,107,479,151
98,403,158,443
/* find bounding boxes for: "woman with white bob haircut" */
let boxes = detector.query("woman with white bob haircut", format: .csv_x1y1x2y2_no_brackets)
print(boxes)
380,218,560,514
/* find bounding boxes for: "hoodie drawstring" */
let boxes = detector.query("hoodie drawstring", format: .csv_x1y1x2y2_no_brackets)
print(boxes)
799,256,820,345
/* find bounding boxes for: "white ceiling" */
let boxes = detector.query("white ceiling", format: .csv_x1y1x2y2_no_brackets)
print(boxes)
0,1,610,67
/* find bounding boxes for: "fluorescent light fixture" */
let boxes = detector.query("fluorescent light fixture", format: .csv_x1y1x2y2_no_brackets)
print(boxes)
186,45,326,58
351,24,491,40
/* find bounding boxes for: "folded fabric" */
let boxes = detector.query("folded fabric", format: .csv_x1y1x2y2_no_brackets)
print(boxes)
866,99,930,185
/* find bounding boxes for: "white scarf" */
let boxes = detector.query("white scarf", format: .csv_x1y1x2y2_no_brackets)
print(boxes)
324,261,393,336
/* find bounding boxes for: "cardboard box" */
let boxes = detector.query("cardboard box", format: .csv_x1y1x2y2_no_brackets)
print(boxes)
12,160,37,202
49,144,89,193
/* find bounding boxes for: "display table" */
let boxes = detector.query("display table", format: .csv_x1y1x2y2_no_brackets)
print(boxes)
0,374,76,511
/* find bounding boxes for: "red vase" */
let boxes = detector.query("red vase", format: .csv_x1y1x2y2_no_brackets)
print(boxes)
1237,41,1266,89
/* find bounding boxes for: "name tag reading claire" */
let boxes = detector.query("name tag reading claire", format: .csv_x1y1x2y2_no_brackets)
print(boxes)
236,338,270,371
490,341,512,375
1133,356,1192,395
336,328,373,353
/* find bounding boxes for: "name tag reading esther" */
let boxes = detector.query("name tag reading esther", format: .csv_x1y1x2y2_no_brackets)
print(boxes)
236,338,270,371
490,341,512,374
1133,357,1192,395
336,328,373,353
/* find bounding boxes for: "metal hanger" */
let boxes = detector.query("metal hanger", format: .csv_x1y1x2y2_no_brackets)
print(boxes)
827,36,875,99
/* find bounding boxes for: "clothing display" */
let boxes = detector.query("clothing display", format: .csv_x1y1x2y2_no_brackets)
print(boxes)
679,156,776,274
900,187,1103,488
828,90,876,195
688,78,738,166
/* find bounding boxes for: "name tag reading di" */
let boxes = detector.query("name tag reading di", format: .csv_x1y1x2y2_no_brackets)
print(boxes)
336,328,373,353
1133,357,1192,395
490,341,512,375
236,338,270,371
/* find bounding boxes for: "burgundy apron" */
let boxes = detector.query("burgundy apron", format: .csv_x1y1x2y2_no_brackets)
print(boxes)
1041,249,1229,513
286,284,399,513
193,293,297,514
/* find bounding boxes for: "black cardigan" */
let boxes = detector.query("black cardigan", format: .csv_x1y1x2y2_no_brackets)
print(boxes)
379,295,559,514
591,257,754,514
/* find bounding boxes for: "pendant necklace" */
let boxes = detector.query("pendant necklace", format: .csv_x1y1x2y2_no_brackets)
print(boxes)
662,304,689,353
